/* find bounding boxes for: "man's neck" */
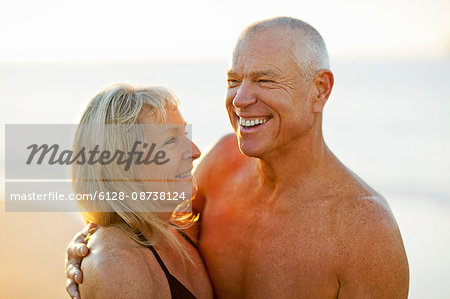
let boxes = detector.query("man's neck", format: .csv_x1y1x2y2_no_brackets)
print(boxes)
255,127,334,192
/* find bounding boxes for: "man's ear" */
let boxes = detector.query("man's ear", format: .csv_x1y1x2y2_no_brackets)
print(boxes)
312,69,334,113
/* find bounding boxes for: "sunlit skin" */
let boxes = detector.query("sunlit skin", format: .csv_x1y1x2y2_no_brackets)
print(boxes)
66,27,409,298
225,31,317,160
192,27,409,298
139,108,198,199
78,109,213,299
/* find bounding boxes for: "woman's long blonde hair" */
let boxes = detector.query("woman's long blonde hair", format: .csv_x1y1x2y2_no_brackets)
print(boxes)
72,83,192,259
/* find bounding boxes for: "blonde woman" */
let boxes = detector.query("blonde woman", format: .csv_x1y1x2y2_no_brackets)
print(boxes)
71,84,213,299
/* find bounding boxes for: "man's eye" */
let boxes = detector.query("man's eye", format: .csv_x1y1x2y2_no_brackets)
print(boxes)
227,79,240,87
258,79,272,83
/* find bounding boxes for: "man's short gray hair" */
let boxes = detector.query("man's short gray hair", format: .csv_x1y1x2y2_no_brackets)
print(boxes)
237,17,330,80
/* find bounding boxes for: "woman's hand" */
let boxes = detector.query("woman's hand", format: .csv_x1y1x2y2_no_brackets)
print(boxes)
65,223,97,299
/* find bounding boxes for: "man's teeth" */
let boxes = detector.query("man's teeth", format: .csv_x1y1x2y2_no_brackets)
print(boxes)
176,171,191,178
240,118,268,127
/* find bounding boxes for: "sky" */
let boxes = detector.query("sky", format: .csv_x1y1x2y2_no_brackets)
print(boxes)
0,0,449,62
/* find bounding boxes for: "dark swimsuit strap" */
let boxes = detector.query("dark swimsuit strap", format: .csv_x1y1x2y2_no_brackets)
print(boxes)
169,223,198,250
134,225,197,278
132,222,197,248
134,229,197,299
134,230,172,278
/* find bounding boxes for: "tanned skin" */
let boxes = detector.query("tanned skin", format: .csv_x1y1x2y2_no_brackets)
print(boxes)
66,26,409,299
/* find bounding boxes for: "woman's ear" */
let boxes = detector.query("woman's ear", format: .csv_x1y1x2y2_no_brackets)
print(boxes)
312,70,334,113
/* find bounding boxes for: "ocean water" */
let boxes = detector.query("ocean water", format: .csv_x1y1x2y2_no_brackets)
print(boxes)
1,59,450,298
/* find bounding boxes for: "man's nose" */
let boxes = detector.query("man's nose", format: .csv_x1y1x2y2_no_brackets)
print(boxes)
233,82,257,109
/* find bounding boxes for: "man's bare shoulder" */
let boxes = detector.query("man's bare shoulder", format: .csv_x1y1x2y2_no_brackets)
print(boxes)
334,193,398,237
325,163,398,234
332,194,409,298
195,134,247,191
198,133,245,170
79,226,167,299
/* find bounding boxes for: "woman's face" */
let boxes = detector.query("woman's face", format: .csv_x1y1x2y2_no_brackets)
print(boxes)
140,108,201,200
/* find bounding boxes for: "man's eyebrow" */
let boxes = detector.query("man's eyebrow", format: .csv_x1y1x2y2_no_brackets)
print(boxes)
227,70,239,78
249,70,280,78
226,69,280,78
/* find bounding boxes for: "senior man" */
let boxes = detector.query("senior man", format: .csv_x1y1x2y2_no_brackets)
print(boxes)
66,17,409,298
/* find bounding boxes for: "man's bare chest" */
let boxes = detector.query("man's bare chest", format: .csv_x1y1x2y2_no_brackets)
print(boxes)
198,187,340,297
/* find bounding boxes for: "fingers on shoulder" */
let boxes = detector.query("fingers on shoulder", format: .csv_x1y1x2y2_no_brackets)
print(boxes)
67,243,89,261
66,278,81,299
66,224,92,261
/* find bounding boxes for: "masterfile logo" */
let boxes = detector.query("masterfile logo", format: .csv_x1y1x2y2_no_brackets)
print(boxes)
4,124,193,212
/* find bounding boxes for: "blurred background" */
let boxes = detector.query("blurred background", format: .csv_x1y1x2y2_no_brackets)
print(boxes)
1,0,449,298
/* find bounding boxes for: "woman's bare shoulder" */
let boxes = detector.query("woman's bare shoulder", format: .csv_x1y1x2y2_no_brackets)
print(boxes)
86,225,135,250
79,226,169,298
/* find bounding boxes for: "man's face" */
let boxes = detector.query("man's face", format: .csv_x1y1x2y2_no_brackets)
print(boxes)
226,29,316,157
